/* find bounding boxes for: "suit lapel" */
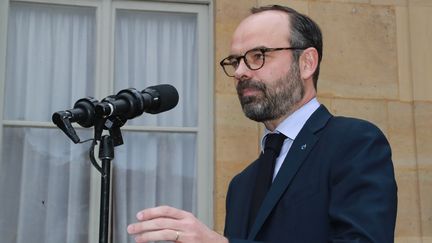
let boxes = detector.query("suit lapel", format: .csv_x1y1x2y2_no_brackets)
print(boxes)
241,160,261,237
247,105,332,240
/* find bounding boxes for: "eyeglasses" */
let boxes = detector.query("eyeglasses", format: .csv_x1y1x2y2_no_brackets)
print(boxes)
219,47,306,77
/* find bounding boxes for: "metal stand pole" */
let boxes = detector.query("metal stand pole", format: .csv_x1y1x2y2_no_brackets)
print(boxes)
98,135,114,243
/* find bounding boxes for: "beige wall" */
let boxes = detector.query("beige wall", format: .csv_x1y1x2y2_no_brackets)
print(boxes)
214,0,432,242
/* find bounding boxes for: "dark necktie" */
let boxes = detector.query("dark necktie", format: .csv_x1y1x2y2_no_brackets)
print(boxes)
248,133,287,230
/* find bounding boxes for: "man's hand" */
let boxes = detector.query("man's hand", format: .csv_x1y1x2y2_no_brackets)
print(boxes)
127,205,229,243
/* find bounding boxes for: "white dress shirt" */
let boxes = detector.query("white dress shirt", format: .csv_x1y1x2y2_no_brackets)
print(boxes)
261,97,321,181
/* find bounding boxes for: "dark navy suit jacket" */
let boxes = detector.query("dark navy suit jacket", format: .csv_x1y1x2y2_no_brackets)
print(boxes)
224,105,397,243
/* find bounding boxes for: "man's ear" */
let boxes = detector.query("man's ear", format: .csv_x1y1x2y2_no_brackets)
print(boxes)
299,47,319,80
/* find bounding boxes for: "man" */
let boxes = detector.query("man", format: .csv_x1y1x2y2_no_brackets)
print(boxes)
127,5,397,243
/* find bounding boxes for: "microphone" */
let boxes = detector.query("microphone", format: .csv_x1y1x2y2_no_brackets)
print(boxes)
52,84,178,143
95,84,179,119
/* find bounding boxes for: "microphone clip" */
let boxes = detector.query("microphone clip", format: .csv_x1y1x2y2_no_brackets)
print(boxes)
52,97,99,143
52,96,126,146
51,110,80,143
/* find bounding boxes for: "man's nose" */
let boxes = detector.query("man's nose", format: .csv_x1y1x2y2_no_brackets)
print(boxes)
234,58,252,81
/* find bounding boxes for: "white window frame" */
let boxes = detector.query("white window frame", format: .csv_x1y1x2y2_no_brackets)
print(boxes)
0,0,214,242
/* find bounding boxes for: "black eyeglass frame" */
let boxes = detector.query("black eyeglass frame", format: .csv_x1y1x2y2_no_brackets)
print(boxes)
219,47,307,77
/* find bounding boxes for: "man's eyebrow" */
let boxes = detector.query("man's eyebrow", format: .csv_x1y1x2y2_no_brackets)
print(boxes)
228,46,269,57
252,45,268,50
226,54,239,59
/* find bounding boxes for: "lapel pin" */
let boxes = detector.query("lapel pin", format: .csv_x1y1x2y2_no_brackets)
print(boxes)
300,144,307,150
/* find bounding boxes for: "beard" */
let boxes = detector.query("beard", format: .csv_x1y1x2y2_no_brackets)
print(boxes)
236,62,305,122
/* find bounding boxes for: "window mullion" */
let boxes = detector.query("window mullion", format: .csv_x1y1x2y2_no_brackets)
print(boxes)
0,0,9,157
88,1,113,243
195,3,213,227
95,0,113,98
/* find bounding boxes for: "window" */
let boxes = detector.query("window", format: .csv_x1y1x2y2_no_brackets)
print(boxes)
0,1,213,242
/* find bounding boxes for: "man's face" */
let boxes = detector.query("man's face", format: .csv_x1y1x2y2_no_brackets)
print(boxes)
236,61,304,122
229,11,305,122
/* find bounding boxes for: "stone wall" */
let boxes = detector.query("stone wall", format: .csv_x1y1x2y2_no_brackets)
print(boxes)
214,0,432,242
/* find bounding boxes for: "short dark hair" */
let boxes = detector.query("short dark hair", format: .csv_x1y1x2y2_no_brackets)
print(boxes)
251,5,323,89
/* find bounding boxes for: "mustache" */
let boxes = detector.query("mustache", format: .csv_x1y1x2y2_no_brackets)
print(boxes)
236,80,267,95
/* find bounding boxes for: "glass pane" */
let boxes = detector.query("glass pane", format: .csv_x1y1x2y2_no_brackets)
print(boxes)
114,10,198,127
112,131,197,243
4,2,96,122
0,127,93,242
1,2,96,243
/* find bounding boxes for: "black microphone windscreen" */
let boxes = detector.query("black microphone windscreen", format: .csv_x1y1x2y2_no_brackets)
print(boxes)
145,84,179,114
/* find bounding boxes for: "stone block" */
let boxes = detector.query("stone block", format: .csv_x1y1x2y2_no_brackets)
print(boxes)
215,0,257,94
414,102,432,237
257,0,309,14
215,93,261,163
310,2,398,99
331,98,389,134
321,0,369,3
418,171,432,238
370,0,408,6
395,6,413,101
423,237,432,243
409,0,432,7
317,96,333,111
394,170,422,238
414,102,432,170
395,237,422,243
409,6,432,101
387,101,416,169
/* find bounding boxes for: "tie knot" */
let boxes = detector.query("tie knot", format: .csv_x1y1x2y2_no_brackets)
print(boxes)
264,133,286,155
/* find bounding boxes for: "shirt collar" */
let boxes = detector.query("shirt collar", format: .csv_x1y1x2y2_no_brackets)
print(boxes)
261,98,321,150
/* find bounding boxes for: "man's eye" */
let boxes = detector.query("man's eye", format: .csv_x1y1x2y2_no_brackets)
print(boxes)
228,59,239,67
253,53,263,59
248,51,263,61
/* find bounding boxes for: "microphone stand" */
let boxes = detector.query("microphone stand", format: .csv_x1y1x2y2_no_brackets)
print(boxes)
89,116,126,243
52,85,179,243
98,135,114,243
